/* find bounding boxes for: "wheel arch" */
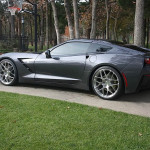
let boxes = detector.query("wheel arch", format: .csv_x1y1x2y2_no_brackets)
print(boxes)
88,64,125,91
0,57,18,69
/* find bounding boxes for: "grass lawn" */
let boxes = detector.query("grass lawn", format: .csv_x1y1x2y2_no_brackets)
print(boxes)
0,91,150,150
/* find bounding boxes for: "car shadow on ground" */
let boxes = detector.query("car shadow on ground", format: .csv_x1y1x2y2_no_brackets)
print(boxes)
18,83,150,103
118,90,150,103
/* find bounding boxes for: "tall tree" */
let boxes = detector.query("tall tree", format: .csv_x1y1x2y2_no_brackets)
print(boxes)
73,0,80,38
39,4,44,50
10,15,15,39
50,0,61,44
29,18,33,46
105,0,110,40
0,16,2,38
90,0,97,39
45,0,49,49
64,0,74,39
134,0,145,47
0,1,5,38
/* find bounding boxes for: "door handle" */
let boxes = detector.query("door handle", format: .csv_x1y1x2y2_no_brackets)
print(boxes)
86,55,89,59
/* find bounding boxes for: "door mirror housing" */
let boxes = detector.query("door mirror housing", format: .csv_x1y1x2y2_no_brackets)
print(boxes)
45,50,52,58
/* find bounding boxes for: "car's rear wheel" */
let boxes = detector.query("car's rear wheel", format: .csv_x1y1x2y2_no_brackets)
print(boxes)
92,66,124,100
0,59,17,86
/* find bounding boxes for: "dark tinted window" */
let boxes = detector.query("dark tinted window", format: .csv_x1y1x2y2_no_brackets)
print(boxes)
88,43,112,53
51,42,91,56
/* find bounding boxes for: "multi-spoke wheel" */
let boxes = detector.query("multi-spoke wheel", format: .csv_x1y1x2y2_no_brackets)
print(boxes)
92,66,124,100
0,59,17,86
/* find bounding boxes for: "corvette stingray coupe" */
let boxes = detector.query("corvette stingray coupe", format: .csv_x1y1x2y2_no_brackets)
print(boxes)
0,39,150,100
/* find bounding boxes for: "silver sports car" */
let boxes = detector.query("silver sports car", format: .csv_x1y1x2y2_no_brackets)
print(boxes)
0,39,150,100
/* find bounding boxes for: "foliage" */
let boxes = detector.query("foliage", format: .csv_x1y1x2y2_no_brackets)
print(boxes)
0,0,150,50
118,0,135,10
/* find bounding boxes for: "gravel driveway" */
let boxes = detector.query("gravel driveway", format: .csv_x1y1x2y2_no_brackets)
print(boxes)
0,83,150,117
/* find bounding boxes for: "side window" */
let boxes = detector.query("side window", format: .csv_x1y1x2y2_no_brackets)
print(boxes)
51,42,91,56
88,43,112,53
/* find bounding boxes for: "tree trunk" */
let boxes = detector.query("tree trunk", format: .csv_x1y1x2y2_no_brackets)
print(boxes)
4,19,7,35
114,18,118,41
18,15,21,37
18,15,21,51
73,0,80,38
45,0,49,49
105,0,110,40
134,0,145,47
10,15,15,39
90,0,97,39
87,28,91,39
49,5,53,45
64,0,74,39
0,17,2,38
39,5,44,50
8,20,11,39
50,0,61,44
29,19,33,46
146,18,149,48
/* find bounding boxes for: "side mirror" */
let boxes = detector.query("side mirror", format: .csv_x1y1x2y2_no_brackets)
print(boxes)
45,50,51,58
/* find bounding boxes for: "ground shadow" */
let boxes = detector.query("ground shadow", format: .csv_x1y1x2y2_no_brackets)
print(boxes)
118,89,150,103
17,83,150,103
18,83,93,95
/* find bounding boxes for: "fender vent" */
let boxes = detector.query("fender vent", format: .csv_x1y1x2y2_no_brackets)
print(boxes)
18,58,33,73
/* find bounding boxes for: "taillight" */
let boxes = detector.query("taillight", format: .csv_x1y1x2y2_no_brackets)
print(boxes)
145,58,150,64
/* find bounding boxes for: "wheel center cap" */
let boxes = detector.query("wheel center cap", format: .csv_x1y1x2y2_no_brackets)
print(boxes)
103,79,111,87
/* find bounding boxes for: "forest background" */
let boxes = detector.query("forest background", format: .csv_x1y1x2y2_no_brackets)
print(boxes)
0,0,149,52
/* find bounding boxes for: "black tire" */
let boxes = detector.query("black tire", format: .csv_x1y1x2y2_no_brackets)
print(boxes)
91,66,124,100
0,59,18,86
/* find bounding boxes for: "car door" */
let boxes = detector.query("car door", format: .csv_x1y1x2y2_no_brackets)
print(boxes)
34,42,91,84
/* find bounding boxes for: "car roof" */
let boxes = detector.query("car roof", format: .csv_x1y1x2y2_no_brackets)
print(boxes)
67,39,124,45
68,39,94,43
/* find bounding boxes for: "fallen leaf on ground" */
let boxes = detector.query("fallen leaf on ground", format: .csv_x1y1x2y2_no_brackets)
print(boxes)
138,133,142,136
98,107,103,110
12,120,17,123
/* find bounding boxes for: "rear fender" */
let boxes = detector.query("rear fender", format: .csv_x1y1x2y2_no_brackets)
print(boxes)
121,55,144,93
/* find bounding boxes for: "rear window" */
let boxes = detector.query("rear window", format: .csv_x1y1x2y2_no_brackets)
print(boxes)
88,43,112,53
107,40,150,53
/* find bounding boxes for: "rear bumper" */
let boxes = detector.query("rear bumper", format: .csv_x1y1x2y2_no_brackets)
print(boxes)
140,75,150,89
139,65,150,90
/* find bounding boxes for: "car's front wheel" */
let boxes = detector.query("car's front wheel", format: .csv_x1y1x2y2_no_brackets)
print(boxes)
92,66,124,100
0,59,17,86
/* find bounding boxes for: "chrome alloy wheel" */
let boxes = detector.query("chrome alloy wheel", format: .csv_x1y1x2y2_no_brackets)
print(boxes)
93,68,119,99
0,60,15,85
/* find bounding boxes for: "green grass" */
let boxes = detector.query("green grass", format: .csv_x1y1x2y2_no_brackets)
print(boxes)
0,91,150,150
0,49,12,53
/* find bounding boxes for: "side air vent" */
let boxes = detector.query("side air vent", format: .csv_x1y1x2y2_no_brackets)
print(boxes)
18,58,33,73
